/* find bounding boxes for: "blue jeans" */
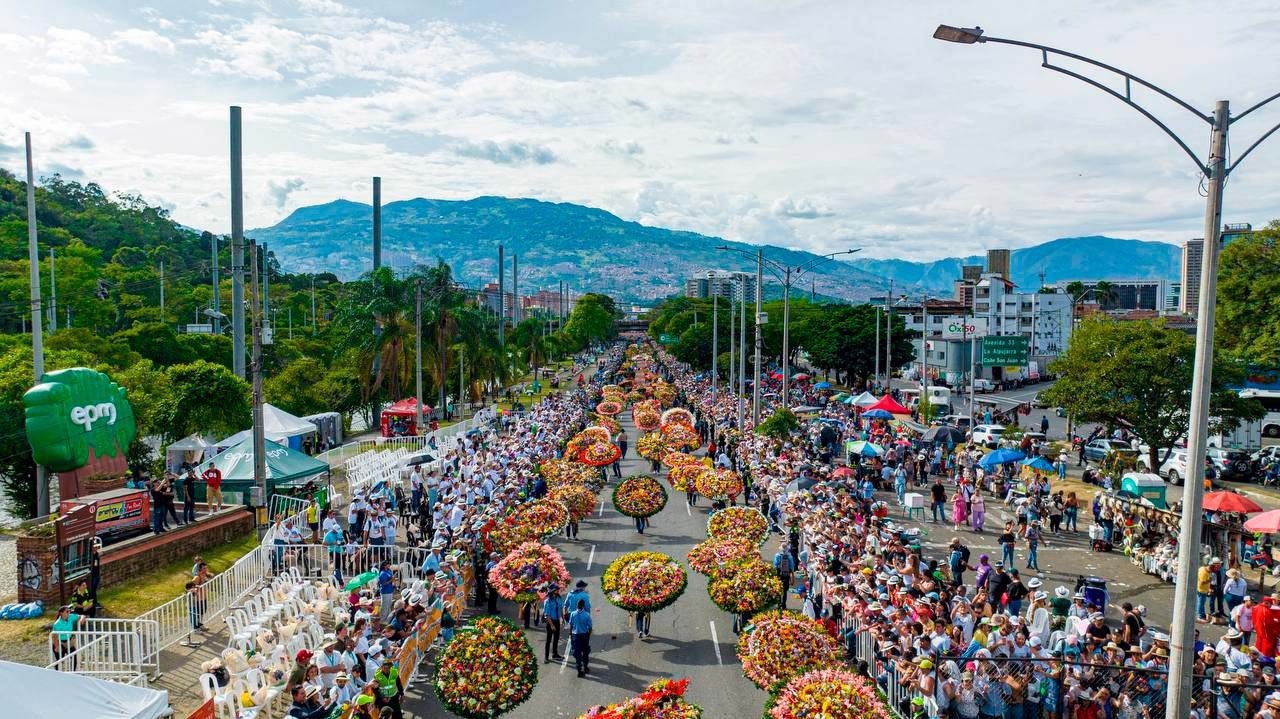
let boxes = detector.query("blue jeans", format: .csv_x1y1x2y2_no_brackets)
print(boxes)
1197,592,1211,619
1008,599,1022,616
1027,541,1040,570
932,501,946,522
1001,545,1015,568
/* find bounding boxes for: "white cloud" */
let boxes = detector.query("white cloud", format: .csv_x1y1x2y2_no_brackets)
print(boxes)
111,28,176,55
502,40,599,68
266,176,306,209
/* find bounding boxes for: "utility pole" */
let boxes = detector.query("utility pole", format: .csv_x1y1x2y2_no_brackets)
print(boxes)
497,244,505,348
919,297,929,419
512,254,519,324
752,249,763,427
781,267,792,410
25,132,48,517
310,276,316,334
728,291,736,395
261,243,269,320
211,234,221,334
885,279,894,388
230,106,246,379
874,304,881,392
969,282,978,430
710,272,718,397
159,260,164,319
48,247,56,332
1168,100,1230,717
372,177,382,271
738,278,746,431
415,280,424,434
249,240,266,526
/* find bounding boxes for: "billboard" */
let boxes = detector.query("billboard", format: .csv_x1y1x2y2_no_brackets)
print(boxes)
981,335,1030,367
23,367,137,473
941,317,989,340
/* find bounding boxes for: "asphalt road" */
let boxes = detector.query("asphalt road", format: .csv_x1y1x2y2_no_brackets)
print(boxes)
402,411,769,718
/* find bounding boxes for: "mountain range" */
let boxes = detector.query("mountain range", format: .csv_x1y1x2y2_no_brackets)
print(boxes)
249,196,1182,302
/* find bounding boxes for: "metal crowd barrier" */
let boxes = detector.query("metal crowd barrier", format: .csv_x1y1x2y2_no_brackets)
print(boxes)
46,630,150,687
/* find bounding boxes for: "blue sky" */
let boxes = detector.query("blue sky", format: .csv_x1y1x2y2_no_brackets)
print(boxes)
2,0,1279,260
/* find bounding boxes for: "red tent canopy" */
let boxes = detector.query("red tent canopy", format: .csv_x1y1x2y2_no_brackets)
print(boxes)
381,398,433,437
865,395,910,415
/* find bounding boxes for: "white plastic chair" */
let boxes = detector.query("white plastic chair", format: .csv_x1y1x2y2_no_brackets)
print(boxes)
224,613,255,649
199,672,238,719
242,668,282,719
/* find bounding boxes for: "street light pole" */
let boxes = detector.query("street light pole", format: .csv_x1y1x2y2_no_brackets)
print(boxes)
710,271,718,398
24,132,48,517
781,267,791,410
738,278,746,432
754,250,763,426
874,305,881,392
934,26,1280,718
415,279,424,434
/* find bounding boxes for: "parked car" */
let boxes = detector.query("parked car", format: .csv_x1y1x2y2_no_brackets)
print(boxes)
970,424,1006,448
940,414,973,430
1083,438,1139,465
1210,447,1252,482
1032,391,1051,409
969,379,996,393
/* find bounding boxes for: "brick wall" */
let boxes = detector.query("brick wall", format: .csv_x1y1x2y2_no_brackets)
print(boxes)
99,509,255,586
16,534,59,604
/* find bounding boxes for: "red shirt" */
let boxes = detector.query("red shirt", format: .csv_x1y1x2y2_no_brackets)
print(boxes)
202,468,222,489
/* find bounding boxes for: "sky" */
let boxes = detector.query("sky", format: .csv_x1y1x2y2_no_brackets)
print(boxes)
1,0,1279,261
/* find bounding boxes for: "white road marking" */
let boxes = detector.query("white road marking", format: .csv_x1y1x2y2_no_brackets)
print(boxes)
587,545,597,571
686,501,692,516
559,641,570,674
708,620,723,665
598,500,605,517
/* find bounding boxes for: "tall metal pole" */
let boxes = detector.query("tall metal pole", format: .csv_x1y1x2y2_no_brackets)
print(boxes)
372,177,382,271
249,240,266,523
885,279,894,389
781,268,791,410
159,260,164,319
512,254,519,324
711,276,718,397
415,280,424,433
729,292,736,395
48,247,56,332
261,243,269,320
211,234,221,334
874,305,881,391
310,276,316,334
230,106,246,379
497,244,505,349
969,284,978,430
25,132,48,517
1167,99,1229,719
738,278,746,431
752,250,763,426
919,298,929,419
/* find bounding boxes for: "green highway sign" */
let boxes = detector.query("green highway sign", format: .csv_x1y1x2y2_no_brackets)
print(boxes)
980,335,1030,367
659,333,679,344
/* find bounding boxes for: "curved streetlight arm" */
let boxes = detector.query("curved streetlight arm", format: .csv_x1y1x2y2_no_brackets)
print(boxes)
715,245,787,284
976,35,1211,175
1229,120,1280,174
794,248,861,276
1232,90,1280,124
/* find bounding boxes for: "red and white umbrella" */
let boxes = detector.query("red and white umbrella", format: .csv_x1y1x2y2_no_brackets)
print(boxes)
1203,491,1263,515
1245,509,1280,534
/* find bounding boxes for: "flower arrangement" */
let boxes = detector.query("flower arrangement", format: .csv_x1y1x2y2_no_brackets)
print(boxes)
593,415,622,435
736,610,840,691
491,499,569,553
687,538,757,575
434,616,538,718
602,384,624,395
707,506,770,546
487,542,571,603
626,390,645,402
601,551,687,613
576,678,703,719
766,669,892,719
539,459,603,492
654,386,676,407
550,484,597,522
693,468,744,499
661,422,701,451
612,475,668,518
661,407,695,428
667,463,706,492
579,441,622,467
578,426,614,445
633,409,661,432
596,400,624,416
662,450,699,470
636,432,668,461
708,558,783,615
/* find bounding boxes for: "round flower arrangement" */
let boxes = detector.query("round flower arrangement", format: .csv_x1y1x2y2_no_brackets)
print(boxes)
540,459,603,492
596,400,624,416
736,610,840,691
592,415,622,436
626,389,646,402
634,411,661,432
602,393,627,408
766,668,894,719
578,426,614,445
550,484,597,522
579,441,622,467
602,384,624,395
662,450,699,470
434,616,538,718
654,386,676,407
491,500,569,553
576,678,703,719
707,506,770,546
708,558,783,615
661,423,701,451
612,475,668,518
487,541,571,603
661,407,695,428
693,468,744,499
686,537,757,575
666,463,706,492
636,432,669,461
601,551,687,613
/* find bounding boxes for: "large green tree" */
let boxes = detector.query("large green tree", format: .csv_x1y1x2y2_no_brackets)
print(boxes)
1044,317,1261,470
156,360,252,443
1217,221,1280,366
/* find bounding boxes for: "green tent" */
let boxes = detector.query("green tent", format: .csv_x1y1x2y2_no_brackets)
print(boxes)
194,437,330,506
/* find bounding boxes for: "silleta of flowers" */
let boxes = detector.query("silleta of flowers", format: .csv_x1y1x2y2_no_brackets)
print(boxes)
708,557,782,614
612,475,668,518
636,431,669,460
687,537,757,575
578,426,614,444
707,506,770,546
737,610,841,691
550,484,597,523
576,678,704,719
661,450,699,470
579,441,621,467
693,468,744,499
487,541,571,603
434,615,538,718
767,669,894,719
660,422,701,451
596,400,624,416
491,499,569,552
539,459,603,492
633,407,662,432
660,407,695,427
593,415,622,435
667,463,706,492
601,551,687,613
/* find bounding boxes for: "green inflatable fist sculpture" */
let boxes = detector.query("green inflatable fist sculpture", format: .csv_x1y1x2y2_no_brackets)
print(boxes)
23,367,137,473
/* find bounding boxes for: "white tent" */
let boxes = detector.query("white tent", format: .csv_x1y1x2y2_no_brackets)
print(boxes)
851,391,879,407
0,660,169,719
165,433,215,472
216,403,317,449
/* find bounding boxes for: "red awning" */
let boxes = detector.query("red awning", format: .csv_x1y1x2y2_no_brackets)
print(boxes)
865,395,910,415
383,398,432,415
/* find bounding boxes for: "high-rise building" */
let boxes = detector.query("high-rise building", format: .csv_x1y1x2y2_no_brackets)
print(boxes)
986,249,1011,279
1053,279,1167,312
962,265,984,282
1166,282,1181,312
1179,238,1204,314
684,271,756,302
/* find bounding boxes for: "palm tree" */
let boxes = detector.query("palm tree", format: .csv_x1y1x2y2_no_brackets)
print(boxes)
1094,280,1116,310
332,266,416,407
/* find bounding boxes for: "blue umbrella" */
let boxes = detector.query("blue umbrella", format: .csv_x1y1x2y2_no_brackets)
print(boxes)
1022,456,1055,472
846,441,885,457
814,381,833,390
862,409,893,419
979,448,1026,468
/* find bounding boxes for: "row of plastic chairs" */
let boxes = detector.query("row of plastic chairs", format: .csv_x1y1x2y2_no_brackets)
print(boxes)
199,667,284,719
